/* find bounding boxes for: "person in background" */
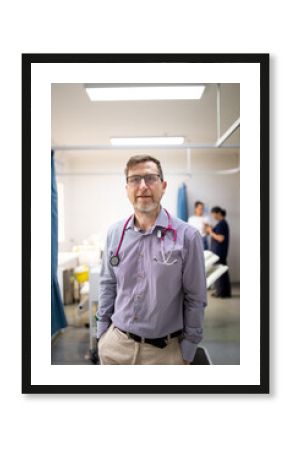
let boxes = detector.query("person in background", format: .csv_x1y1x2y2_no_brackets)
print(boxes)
96,154,207,365
206,206,232,298
188,201,210,250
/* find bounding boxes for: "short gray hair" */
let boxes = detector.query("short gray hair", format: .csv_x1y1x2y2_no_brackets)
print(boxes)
124,154,164,181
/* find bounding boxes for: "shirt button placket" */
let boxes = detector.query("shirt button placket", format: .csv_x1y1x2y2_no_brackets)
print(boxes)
134,238,145,320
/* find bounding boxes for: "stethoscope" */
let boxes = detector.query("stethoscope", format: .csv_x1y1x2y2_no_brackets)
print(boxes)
110,208,177,267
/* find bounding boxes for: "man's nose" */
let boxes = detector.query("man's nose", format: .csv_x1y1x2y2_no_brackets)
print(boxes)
139,178,148,188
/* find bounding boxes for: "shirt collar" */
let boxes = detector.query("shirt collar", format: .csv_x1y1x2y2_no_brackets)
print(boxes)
125,206,168,231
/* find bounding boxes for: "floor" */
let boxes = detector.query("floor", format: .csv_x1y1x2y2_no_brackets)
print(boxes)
203,283,240,364
51,283,240,365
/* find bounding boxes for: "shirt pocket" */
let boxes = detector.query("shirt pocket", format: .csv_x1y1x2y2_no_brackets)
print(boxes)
154,249,182,266
153,250,183,293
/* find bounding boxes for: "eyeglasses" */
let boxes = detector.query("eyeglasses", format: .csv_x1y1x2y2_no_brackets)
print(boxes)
126,173,162,186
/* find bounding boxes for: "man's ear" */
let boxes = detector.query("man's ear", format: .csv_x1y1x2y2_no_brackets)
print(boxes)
162,180,167,191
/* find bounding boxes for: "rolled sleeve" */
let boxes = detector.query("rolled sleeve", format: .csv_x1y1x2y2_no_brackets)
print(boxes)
96,320,110,339
180,339,198,363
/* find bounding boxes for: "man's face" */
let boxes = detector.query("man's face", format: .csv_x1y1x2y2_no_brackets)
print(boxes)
195,204,204,216
126,161,167,213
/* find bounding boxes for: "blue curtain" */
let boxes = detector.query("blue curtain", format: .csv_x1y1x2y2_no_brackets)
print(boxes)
177,183,188,222
51,151,67,335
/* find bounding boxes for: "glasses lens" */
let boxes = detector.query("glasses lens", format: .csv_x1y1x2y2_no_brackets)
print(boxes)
127,176,141,185
144,174,160,185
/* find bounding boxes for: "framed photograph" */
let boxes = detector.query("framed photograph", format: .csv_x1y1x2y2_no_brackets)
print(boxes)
22,53,269,394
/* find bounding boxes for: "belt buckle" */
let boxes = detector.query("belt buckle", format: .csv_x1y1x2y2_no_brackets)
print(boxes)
153,338,167,349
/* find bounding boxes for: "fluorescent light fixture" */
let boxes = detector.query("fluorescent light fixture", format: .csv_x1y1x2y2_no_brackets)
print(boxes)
85,84,205,101
110,137,185,146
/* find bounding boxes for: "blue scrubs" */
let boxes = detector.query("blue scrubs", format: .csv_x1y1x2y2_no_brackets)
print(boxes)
202,235,209,250
210,219,231,297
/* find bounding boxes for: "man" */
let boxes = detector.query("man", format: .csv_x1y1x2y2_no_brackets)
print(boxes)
188,201,210,250
96,155,207,365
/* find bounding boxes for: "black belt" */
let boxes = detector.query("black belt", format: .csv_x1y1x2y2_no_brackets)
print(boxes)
117,328,183,349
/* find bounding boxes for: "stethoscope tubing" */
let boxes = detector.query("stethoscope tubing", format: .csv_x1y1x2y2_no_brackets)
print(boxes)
115,215,132,258
110,209,176,266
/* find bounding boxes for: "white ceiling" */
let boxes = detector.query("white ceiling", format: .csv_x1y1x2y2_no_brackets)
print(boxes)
51,83,240,152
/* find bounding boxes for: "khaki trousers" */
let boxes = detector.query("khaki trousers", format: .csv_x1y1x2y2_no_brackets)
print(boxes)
98,323,186,365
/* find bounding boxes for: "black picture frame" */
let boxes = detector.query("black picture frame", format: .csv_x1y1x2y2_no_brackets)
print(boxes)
22,53,269,394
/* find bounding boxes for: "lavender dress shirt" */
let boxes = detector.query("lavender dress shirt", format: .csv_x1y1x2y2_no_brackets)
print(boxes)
96,207,207,362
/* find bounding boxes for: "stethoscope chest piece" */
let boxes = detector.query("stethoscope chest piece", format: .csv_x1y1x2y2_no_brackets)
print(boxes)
110,255,120,267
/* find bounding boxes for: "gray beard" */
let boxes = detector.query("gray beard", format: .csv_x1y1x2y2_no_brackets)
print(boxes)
134,201,159,213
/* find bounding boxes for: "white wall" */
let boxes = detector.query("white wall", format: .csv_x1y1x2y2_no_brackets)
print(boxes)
56,149,240,281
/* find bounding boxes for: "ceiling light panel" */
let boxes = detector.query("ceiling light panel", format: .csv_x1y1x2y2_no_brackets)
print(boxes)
85,85,205,101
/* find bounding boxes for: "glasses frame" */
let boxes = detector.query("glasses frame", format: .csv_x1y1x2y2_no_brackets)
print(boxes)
126,173,162,186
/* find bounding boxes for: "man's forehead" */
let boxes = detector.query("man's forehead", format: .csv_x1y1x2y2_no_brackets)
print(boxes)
128,161,159,174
